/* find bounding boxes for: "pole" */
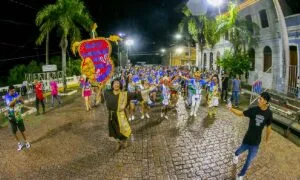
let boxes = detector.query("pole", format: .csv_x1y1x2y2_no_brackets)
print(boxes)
169,51,172,66
46,32,49,65
127,46,129,66
118,45,121,67
188,41,191,69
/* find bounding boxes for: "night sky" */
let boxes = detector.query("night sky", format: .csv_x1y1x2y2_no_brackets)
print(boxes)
0,0,185,79
0,0,299,80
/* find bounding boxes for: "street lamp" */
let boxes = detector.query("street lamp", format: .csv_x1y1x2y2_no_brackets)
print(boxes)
207,0,223,14
117,32,126,67
174,33,182,40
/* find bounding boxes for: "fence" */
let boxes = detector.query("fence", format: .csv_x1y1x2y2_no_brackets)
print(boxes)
272,65,299,97
0,75,80,110
249,65,300,105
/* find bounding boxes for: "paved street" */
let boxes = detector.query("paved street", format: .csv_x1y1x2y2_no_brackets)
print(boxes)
0,92,299,180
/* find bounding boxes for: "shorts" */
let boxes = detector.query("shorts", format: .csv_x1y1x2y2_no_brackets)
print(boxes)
130,100,139,105
83,90,91,97
8,119,25,134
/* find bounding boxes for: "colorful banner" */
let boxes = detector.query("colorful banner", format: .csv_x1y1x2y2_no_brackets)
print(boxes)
253,80,262,94
77,38,114,83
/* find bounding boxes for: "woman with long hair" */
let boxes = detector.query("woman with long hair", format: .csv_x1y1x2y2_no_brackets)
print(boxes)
104,79,131,150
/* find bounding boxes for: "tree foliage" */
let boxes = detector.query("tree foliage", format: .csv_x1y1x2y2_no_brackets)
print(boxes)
8,61,41,85
216,50,251,76
36,0,94,90
216,3,259,54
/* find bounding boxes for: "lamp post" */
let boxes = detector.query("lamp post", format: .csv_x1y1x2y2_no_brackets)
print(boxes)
125,39,134,66
117,33,126,68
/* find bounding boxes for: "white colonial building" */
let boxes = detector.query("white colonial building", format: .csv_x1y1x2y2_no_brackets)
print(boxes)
198,0,300,95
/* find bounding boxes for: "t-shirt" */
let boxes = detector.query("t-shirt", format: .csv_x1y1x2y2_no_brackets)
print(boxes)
232,79,241,92
5,92,23,121
5,92,20,112
50,81,58,95
35,83,44,100
222,75,229,89
242,106,272,145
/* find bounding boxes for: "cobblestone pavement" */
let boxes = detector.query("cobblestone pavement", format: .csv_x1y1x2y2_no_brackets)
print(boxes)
0,93,299,180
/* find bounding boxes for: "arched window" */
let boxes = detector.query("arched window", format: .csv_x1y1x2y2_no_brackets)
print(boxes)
210,52,214,70
204,53,207,69
263,46,272,72
248,48,255,71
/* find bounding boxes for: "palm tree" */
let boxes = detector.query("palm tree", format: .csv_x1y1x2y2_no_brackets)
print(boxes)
178,6,207,67
216,3,259,55
36,0,93,91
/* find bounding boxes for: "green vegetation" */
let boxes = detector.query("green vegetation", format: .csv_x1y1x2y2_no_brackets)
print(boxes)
7,57,81,85
36,0,93,91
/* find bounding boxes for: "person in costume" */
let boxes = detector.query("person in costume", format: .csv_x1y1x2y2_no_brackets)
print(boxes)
181,71,207,117
140,80,157,119
127,74,139,121
82,76,92,111
4,85,31,151
104,79,131,150
207,75,220,118
169,74,182,107
160,76,171,119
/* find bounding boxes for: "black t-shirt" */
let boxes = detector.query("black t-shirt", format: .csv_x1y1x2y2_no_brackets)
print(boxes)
222,76,229,89
242,106,272,145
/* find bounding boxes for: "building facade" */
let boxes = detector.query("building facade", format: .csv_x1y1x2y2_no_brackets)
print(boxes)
198,0,300,94
163,46,197,66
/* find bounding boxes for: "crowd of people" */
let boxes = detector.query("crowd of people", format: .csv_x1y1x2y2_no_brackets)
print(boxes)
3,65,273,179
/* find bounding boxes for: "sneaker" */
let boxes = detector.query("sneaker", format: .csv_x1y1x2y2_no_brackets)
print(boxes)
236,175,244,180
233,155,239,164
193,113,197,117
141,115,145,119
164,115,169,120
128,117,132,121
132,115,135,121
17,142,24,151
161,113,164,118
25,142,31,149
145,113,150,119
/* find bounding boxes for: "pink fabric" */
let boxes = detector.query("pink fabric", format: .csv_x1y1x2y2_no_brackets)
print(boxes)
83,89,91,97
50,81,58,95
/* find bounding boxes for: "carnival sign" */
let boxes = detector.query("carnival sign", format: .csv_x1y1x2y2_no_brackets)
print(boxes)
74,38,114,83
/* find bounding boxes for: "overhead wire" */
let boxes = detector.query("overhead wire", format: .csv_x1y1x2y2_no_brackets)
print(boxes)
0,52,61,62
9,0,38,10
